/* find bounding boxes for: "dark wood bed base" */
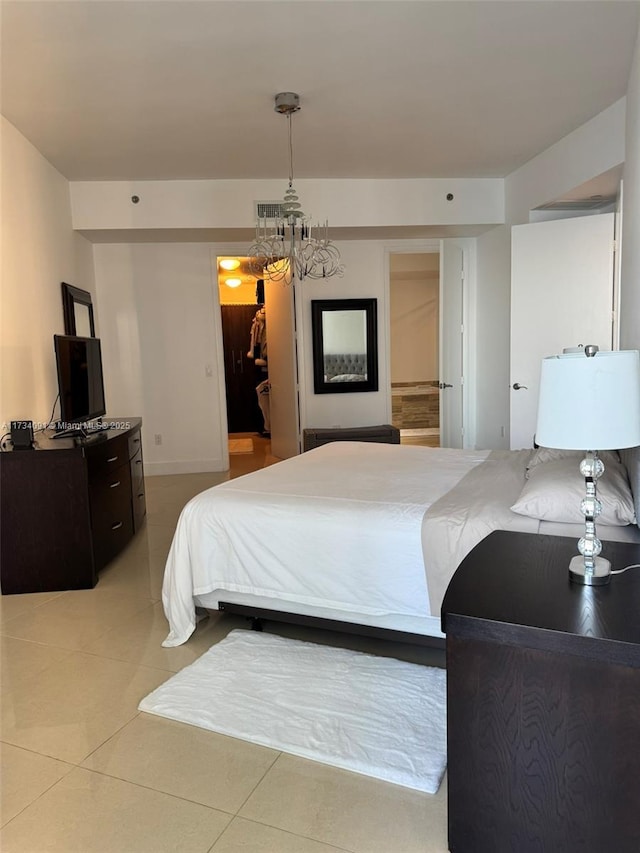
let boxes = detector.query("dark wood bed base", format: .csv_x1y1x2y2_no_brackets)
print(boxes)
217,601,445,649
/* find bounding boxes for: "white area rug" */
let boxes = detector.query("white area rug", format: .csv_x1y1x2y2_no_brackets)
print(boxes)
228,438,254,454
139,630,447,793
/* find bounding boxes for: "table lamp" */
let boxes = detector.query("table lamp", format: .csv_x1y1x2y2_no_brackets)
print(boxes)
535,345,640,585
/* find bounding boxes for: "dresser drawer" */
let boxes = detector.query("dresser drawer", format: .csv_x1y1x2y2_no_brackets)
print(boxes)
128,430,142,460
86,433,129,481
130,446,144,485
89,462,133,569
129,445,146,531
92,511,134,571
132,484,147,532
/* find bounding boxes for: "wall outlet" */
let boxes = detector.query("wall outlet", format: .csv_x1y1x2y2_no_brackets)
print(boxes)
154,433,162,445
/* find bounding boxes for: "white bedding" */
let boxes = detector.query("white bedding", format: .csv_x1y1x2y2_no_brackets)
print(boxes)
422,450,538,613
162,442,640,647
162,443,489,646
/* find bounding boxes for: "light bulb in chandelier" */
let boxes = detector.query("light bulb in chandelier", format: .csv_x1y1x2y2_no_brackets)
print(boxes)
247,93,344,283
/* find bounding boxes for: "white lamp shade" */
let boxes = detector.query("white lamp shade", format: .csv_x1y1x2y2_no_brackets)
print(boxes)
535,349,640,450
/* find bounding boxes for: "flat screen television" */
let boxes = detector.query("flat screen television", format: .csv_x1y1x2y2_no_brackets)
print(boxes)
54,334,106,431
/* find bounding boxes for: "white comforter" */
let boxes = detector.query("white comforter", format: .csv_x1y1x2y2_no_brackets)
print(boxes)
162,442,489,646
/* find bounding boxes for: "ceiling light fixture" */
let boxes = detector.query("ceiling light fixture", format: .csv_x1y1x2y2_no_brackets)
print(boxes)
220,258,241,271
225,278,242,288
248,92,344,283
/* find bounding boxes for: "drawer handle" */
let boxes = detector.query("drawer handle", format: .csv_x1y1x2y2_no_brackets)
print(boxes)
132,437,140,444
111,521,123,531
136,460,142,465
107,455,119,463
137,492,145,499
109,481,121,489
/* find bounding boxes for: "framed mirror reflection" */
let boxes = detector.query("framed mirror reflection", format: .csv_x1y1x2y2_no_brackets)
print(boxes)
311,298,378,394
61,282,95,337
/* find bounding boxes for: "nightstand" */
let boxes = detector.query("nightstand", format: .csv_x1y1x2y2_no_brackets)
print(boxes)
441,530,640,853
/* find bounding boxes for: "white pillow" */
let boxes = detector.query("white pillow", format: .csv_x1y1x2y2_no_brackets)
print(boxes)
526,447,621,479
511,456,636,526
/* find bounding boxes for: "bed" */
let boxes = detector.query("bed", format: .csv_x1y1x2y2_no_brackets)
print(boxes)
161,442,640,648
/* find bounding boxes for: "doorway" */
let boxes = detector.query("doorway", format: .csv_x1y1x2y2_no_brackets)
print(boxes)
220,303,265,433
389,252,440,447
216,258,270,462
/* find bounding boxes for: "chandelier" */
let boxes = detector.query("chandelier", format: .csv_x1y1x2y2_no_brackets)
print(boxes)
247,92,344,283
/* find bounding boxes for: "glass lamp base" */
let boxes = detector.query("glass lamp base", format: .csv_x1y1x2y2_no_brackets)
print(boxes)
569,555,611,586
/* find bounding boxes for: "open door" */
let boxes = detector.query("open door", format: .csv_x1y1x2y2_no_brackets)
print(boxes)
263,274,301,458
439,242,464,448
510,213,615,449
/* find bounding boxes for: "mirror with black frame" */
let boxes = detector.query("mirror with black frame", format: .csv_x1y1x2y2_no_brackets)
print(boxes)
61,282,95,337
311,298,378,394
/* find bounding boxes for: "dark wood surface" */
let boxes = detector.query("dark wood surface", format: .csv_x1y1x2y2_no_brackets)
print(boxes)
0,418,145,593
442,530,640,661
0,447,96,593
443,530,640,853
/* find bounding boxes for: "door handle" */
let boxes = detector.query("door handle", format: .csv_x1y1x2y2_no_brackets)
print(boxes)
439,382,453,389
512,383,528,390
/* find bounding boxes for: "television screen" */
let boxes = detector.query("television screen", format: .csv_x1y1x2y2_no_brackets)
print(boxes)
54,335,106,426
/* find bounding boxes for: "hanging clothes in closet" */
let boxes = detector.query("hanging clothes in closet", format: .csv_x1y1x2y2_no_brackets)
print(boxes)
256,379,271,433
247,306,267,369
247,306,270,434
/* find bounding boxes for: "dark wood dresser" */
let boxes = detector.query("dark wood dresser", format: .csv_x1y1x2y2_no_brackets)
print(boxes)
0,418,146,594
442,530,640,853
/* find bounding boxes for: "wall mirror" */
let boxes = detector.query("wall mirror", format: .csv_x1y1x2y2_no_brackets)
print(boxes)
62,282,95,337
311,298,378,394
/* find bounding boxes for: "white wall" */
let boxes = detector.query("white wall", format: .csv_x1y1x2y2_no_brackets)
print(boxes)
390,253,439,384
504,99,626,226
92,239,395,460
71,177,504,232
620,21,640,350
470,98,638,448
474,225,511,449
296,241,391,431
0,117,95,431
93,243,228,474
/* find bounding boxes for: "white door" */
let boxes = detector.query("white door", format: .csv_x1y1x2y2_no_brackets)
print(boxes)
510,213,615,449
263,275,301,458
439,241,464,448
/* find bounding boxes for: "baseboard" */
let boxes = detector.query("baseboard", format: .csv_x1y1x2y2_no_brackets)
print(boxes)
145,458,227,476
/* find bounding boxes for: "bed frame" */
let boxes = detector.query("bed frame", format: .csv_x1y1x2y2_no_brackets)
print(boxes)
217,600,446,649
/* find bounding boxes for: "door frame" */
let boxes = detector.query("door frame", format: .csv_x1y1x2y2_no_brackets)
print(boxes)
383,239,475,448
383,240,440,438
209,244,256,465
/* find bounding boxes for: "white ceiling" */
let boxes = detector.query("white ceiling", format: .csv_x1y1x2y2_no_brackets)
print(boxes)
2,0,639,185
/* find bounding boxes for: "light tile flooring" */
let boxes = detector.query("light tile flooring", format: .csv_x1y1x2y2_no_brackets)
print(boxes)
1,434,449,853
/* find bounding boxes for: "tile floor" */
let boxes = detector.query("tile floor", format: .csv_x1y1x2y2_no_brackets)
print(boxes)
0,434,449,853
